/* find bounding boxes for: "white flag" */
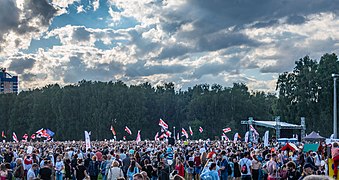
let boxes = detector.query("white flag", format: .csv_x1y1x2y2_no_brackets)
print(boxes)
245,131,249,143
264,131,269,147
84,131,91,151
233,133,238,143
136,130,141,142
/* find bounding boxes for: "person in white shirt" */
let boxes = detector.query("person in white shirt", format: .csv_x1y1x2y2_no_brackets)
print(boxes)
107,161,124,180
27,163,38,180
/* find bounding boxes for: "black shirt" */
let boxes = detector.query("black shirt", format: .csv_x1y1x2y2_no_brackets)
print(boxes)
4,152,14,163
39,167,52,180
76,165,87,180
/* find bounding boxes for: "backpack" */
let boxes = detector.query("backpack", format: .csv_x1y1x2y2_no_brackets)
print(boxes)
241,160,248,174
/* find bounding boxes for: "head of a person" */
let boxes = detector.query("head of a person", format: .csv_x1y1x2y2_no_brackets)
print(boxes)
140,171,148,179
303,163,314,175
209,162,217,171
271,153,277,161
77,158,83,165
92,155,97,161
173,174,185,180
333,142,338,148
286,161,296,171
133,173,143,180
32,163,39,170
16,158,22,165
0,164,6,171
112,160,119,167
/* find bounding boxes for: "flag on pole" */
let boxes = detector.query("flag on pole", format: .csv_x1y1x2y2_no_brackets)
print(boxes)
84,131,91,151
123,136,126,141
22,134,28,140
223,128,231,133
181,128,188,138
249,125,259,135
222,133,229,141
136,130,141,142
233,133,238,143
159,119,169,129
124,126,132,135
46,129,55,137
110,126,116,136
189,126,193,136
165,130,172,137
1,131,6,138
12,132,18,142
199,127,203,133
159,133,168,139
31,134,36,140
154,132,159,141
264,131,269,147
245,131,249,143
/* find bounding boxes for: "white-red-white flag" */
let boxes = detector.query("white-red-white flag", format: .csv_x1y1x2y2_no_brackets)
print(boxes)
31,134,36,140
165,130,172,137
181,128,188,138
189,126,193,136
223,127,232,133
249,125,259,135
22,134,28,140
136,130,141,142
12,132,18,142
110,126,116,136
199,127,203,133
124,126,132,135
159,133,168,139
36,128,44,135
222,133,229,141
159,119,169,129
154,132,159,141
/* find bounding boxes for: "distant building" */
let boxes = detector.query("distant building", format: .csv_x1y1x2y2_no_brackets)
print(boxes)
0,68,18,94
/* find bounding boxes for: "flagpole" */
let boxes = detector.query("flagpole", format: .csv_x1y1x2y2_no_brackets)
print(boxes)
173,127,175,139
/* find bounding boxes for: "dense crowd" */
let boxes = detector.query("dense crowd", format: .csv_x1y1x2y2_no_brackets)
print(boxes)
0,140,334,180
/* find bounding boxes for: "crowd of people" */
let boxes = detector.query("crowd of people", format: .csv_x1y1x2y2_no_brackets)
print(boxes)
0,139,334,180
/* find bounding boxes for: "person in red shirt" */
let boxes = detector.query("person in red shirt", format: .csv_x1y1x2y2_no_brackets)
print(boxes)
175,158,185,177
332,142,339,178
194,152,202,179
95,149,103,162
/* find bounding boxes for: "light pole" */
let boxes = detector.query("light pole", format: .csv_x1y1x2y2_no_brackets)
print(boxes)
173,127,176,139
332,74,339,139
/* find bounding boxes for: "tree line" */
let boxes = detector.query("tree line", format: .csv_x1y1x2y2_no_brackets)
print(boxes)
0,53,337,140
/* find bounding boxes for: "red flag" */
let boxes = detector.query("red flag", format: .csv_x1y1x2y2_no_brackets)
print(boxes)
110,126,116,136
181,128,188,138
124,126,132,135
199,127,203,133
189,126,193,136
31,134,36,140
223,128,231,133
12,132,18,142
136,130,141,142
154,132,159,141
1,131,6,138
159,119,169,129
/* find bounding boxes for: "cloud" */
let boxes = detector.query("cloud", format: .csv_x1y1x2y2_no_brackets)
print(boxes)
8,56,36,74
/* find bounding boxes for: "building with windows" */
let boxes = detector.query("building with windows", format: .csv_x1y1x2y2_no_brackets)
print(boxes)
0,68,18,94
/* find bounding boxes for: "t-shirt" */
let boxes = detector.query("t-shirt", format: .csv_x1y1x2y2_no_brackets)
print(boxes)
194,156,201,167
39,167,52,180
186,156,194,167
239,158,252,176
4,152,13,163
76,165,87,180
27,168,36,180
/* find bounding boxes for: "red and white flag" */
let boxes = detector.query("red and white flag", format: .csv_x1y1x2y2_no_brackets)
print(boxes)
123,136,126,140
189,126,193,136
36,128,44,135
12,132,18,142
154,132,159,141
31,134,36,140
110,126,116,136
159,119,169,129
223,127,232,133
222,133,229,141
136,130,141,142
249,125,259,135
165,130,172,137
181,128,188,138
22,134,28,140
199,127,203,133
159,133,168,139
124,126,132,135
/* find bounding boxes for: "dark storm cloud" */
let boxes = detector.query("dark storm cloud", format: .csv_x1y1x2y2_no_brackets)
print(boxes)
9,57,36,74
0,1,20,40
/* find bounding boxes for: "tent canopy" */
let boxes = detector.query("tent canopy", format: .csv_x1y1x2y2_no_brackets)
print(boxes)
303,131,325,141
281,143,299,151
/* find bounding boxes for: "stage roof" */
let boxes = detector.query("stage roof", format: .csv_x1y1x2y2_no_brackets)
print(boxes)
241,120,303,129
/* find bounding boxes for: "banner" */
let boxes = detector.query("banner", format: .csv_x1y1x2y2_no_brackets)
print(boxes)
84,131,91,151
136,130,141,142
264,131,269,147
233,133,238,143
245,131,249,143
223,128,231,133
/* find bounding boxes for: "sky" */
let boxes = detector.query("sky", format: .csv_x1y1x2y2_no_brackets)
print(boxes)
0,0,338,92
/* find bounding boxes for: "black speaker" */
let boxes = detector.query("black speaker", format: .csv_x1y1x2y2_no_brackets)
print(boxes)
168,137,175,145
